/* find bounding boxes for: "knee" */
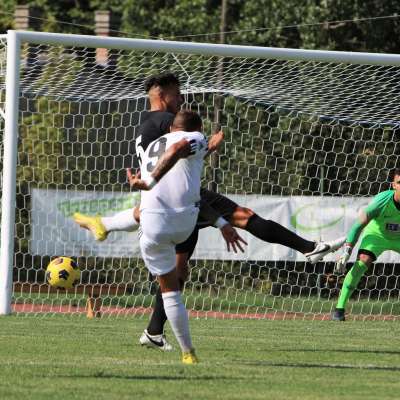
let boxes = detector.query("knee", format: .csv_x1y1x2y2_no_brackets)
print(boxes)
158,269,180,293
230,207,255,229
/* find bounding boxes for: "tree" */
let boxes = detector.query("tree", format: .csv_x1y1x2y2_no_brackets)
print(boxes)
0,0,16,33
232,0,400,52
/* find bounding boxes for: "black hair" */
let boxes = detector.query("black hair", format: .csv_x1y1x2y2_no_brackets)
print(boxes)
172,110,202,132
144,72,180,93
389,168,400,181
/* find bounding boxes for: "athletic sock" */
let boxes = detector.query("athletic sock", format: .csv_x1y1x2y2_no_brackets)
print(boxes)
147,280,185,336
336,260,368,310
147,287,168,335
245,214,315,254
162,291,193,352
101,208,138,232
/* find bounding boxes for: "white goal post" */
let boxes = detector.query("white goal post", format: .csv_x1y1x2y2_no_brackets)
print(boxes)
1,30,400,319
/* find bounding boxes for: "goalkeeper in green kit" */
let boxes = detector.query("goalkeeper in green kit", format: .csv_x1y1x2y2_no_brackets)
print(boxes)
332,168,400,321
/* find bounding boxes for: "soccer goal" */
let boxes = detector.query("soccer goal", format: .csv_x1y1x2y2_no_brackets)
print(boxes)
1,30,400,320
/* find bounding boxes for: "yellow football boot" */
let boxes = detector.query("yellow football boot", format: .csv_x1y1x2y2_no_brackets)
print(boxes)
73,212,108,241
182,349,199,365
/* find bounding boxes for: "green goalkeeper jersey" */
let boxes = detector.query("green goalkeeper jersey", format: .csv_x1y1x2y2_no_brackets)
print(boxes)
362,190,400,239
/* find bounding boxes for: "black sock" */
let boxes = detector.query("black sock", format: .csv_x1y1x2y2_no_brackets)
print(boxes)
245,214,315,254
147,287,167,335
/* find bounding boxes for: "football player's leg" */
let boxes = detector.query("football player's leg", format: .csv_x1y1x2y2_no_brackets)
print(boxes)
102,207,139,232
158,269,194,355
200,189,343,260
230,206,317,254
340,252,373,308
139,213,197,363
73,207,140,241
332,255,372,321
332,234,383,320
229,205,344,262
138,231,173,351
145,228,198,338
140,233,195,360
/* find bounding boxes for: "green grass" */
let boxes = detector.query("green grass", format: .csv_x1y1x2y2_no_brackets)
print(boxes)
1,316,400,399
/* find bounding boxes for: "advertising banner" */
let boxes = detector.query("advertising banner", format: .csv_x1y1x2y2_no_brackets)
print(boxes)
30,189,400,262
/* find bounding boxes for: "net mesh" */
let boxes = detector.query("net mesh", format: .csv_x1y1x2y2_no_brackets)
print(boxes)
1,38,400,319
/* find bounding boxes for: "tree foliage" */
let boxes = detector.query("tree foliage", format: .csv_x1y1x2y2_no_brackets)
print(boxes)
1,1,400,52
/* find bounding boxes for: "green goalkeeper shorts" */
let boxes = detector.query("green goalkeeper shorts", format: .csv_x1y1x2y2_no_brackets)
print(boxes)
359,233,400,259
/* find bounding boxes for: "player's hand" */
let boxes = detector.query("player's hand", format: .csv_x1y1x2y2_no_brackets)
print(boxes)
220,224,248,253
126,167,141,181
126,168,150,190
334,243,353,274
208,130,224,153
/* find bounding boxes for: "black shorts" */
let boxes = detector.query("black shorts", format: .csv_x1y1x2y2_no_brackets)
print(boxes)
196,188,238,228
175,188,239,256
175,227,199,257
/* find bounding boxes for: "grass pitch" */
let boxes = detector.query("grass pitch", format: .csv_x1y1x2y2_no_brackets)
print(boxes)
1,316,400,400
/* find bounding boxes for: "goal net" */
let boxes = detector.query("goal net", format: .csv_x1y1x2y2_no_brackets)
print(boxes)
1,31,400,320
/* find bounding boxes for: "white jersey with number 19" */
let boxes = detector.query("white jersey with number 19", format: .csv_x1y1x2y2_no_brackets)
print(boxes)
139,131,208,212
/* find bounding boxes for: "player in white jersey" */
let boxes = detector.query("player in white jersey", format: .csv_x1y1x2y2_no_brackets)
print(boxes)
139,134,207,213
130,110,221,364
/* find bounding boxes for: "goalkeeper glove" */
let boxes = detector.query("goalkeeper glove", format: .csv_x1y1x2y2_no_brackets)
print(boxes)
334,244,353,274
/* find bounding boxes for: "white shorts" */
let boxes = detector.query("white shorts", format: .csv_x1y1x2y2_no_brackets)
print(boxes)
139,207,199,276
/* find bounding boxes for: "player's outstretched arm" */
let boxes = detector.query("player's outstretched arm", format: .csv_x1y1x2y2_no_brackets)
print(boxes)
127,138,192,190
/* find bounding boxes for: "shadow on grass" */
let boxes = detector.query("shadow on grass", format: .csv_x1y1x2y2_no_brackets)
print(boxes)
56,373,241,381
236,360,400,371
279,348,400,356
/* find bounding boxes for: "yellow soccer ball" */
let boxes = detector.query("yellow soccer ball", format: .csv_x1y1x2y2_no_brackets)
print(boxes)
46,257,80,290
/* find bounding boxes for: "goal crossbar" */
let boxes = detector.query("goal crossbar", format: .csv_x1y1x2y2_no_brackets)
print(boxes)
7,30,400,66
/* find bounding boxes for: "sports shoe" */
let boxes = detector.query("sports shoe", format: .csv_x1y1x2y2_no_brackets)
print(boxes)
182,349,199,364
331,308,345,321
73,212,108,241
139,329,173,352
305,237,346,264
